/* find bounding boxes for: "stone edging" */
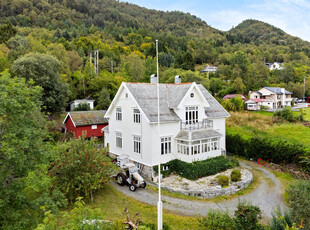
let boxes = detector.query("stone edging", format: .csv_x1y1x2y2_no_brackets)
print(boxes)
157,169,253,198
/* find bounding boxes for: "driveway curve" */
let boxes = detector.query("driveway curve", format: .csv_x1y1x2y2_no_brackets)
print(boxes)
112,160,287,218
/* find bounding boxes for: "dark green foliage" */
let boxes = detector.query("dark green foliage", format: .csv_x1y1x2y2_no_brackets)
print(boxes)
96,88,111,110
273,107,303,122
11,52,70,114
0,21,16,43
153,156,239,180
226,132,308,164
73,102,90,111
198,209,235,230
231,170,241,182
0,72,56,229
287,180,310,229
218,175,229,187
234,202,263,230
49,138,115,201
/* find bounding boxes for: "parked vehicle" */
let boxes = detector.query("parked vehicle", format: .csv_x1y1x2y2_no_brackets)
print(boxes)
113,155,146,192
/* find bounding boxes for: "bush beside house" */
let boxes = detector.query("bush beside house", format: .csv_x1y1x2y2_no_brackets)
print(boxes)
153,156,239,180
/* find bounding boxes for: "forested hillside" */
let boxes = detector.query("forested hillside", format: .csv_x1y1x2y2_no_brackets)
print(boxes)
1,0,310,113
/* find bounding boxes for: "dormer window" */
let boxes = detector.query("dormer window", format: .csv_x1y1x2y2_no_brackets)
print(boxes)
185,106,198,124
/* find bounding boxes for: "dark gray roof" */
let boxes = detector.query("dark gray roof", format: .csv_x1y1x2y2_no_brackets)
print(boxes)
125,83,185,122
264,87,292,95
175,129,222,141
65,110,108,126
197,84,230,118
254,91,262,95
125,82,230,123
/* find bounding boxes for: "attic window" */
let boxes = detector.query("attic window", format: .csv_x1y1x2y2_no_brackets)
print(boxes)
125,93,128,98
91,125,97,129
190,93,194,98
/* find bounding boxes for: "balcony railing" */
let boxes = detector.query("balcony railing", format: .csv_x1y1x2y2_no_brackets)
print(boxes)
180,120,213,130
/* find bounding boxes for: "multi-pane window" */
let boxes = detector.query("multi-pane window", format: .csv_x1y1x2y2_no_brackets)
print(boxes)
116,107,122,121
133,136,141,154
177,137,220,155
161,137,171,155
116,132,122,148
185,106,198,124
133,109,141,123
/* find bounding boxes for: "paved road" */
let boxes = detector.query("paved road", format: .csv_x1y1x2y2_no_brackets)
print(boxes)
112,161,287,218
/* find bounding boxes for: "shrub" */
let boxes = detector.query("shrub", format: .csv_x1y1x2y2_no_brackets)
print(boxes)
231,169,241,182
221,96,244,112
49,137,116,201
273,107,303,122
73,102,90,111
218,175,229,187
153,156,239,180
234,201,263,230
226,131,308,164
198,209,235,230
270,209,294,230
287,180,310,229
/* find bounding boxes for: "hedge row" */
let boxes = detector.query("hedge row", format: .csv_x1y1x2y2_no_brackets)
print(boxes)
226,132,308,164
153,156,239,180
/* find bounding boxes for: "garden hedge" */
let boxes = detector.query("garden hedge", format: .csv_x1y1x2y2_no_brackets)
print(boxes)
153,156,239,180
226,131,308,164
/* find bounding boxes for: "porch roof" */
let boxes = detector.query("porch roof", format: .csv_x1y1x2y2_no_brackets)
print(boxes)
175,129,222,141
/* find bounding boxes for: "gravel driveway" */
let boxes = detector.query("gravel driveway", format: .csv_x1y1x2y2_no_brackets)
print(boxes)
112,160,287,218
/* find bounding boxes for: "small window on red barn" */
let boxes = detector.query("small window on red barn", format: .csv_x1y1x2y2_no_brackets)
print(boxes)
92,125,97,129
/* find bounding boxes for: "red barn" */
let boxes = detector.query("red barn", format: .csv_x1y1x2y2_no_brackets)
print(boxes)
63,110,108,139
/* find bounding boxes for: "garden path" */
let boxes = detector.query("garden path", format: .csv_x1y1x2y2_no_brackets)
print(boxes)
112,160,287,218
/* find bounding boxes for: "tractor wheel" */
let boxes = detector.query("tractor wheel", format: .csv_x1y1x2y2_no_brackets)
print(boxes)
141,182,147,188
129,184,137,192
117,173,126,186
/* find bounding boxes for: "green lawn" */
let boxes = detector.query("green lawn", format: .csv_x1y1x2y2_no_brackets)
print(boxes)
60,184,199,229
293,107,310,121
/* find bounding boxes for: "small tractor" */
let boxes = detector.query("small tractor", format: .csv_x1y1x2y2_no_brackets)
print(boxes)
114,155,146,192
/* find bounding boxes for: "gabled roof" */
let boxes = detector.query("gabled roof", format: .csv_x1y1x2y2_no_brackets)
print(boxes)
63,110,108,127
264,87,292,95
124,82,230,123
125,83,188,122
197,84,230,118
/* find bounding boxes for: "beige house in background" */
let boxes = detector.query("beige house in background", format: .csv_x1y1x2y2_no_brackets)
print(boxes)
249,87,292,110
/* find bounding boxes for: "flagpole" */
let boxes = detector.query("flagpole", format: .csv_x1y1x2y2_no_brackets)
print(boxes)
156,39,163,230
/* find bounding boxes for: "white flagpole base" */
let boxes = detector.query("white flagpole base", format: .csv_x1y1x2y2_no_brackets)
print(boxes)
157,201,163,230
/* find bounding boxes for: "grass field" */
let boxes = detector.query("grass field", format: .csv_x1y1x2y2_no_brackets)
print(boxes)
60,184,200,229
227,111,310,150
293,107,310,121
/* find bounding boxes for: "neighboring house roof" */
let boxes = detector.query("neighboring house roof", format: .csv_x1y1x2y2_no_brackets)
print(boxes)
175,129,222,141
263,87,292,95
201,65,218,73
223,94,246,100
63,110,108,127
124,82,230,123
245,99,264,103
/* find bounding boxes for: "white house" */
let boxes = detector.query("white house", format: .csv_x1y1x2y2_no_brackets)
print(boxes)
249,87,292,110
104,76,230,179
265,62,285,70
70,99,95,111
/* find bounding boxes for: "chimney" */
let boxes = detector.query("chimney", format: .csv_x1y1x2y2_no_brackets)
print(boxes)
150,74,157,84
175,75,181,84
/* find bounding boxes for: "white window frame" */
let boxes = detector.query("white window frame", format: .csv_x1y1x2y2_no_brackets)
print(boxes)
116,107,122,121
185,106,198,124
91,125,97,129
133,109,141,123
116,132,122,148
133,135,141,154
161,137,171,155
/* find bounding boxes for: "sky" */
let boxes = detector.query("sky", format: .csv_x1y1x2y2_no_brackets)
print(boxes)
123,0,310,42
